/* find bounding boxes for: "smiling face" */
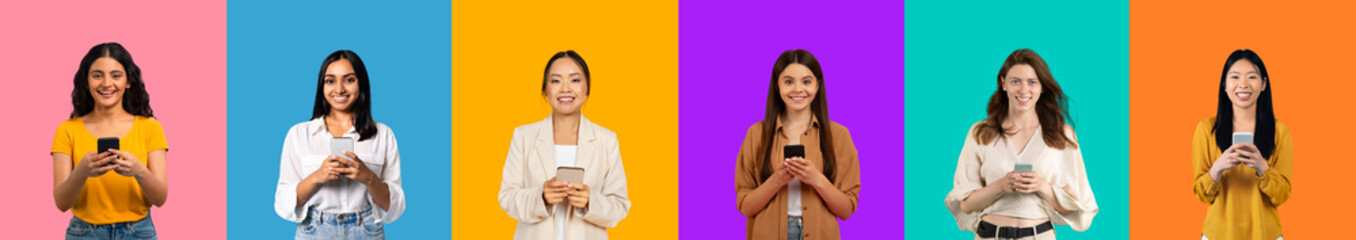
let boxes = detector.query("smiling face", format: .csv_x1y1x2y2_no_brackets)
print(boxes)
323,58,361,113
545,58,588,115
778,63,819,112
1225,59,1266,110
1002,64,1042,113
87,57,127,109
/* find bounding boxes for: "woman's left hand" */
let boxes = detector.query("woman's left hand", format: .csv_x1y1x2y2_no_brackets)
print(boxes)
567,183,590,209
785,157,830,188
335,151,379,185
108,149,150,178
1235,143,1270,176
1013,172,1053,196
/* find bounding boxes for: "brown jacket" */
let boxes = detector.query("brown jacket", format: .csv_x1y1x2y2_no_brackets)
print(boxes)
736,116,861,240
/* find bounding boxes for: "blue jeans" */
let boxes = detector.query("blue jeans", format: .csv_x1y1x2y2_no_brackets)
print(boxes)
65,215,157,240
296,207,385,240
788,217,803,240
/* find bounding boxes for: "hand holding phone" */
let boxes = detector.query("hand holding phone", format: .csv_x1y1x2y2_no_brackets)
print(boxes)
1014,163,1033,173
331,137,354,160
1232,132,1255,158
783,144,805,159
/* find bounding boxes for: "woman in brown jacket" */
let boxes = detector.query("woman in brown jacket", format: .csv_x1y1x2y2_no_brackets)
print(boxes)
736,49,862,240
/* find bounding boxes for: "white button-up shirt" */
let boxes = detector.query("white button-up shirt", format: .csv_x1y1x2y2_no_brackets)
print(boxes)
275,118,406,223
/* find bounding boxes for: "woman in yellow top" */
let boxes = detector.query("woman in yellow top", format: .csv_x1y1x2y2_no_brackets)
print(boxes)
1192,49,1291,240
51,42,169,240
735,49,861,240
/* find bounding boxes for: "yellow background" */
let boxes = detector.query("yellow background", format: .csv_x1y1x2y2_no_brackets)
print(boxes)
451,1,678,238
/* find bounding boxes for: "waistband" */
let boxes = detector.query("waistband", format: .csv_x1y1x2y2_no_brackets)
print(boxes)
308,207,375,226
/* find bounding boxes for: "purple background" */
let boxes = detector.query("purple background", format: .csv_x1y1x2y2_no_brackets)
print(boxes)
678,1,905,238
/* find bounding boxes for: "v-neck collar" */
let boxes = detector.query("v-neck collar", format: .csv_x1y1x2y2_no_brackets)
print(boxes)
1004,126,1045,161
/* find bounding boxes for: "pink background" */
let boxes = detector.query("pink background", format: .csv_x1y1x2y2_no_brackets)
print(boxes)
0,1,226,238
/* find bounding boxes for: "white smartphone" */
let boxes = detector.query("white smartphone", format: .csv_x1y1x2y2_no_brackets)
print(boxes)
331,137,354,160
556,166,585,184
1014,163,1033,173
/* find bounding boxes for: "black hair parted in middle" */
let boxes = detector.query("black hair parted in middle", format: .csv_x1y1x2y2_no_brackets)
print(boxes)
313,50,378,141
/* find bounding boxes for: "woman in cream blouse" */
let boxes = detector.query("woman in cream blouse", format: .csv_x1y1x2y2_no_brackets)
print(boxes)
1192,49,1290,240
499,50,631,240
945,49,1098,240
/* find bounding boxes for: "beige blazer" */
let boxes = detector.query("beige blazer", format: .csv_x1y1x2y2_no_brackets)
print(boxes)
499,115,631,240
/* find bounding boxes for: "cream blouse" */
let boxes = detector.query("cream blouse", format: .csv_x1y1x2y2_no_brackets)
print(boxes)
945,122,1098,232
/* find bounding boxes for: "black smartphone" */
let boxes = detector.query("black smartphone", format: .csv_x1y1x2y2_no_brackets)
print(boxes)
783,144,805,159
97,137,119,154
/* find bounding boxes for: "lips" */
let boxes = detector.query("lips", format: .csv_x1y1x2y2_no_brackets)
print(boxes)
1015,95,1032,105
97,89,118,98
1236,92,1253,101
332,95,349,103
557,96,575,104
790,95,808,104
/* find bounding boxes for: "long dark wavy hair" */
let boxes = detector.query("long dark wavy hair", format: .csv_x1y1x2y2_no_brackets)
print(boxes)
758,49,836,182
312,50,378,141
1213,49,1276,159
975,49,1077,150
70,42,153,118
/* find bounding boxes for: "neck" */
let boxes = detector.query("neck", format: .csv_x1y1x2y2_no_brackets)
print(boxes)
783,108,813,126
1006,108,1040,129
88,104,129,121
327,109,354,125
552,112,580,133
1232,105,1257,130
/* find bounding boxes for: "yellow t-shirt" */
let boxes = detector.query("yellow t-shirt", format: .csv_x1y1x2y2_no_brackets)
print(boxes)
51,116,168,225
1192,117,1292,240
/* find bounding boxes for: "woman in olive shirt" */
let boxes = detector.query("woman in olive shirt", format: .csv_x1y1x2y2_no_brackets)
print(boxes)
736,49,861,240
1192,49,1291,240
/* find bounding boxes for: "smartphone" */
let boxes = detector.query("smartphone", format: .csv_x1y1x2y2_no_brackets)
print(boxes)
556,166,585,184
1014,163,1033,173
97,137,119,154
1232,132,1255,158
331,137,354,160
783,144,805,159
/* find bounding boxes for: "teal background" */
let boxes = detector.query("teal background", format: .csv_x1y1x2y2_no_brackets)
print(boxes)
226,0,450,238
904,1,1128,239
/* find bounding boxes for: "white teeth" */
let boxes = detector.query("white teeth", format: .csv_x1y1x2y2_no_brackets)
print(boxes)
1237,93,1252,97
558,97,575,101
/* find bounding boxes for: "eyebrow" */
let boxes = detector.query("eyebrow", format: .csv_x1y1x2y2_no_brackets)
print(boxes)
549,72,582,78
325,73,357,78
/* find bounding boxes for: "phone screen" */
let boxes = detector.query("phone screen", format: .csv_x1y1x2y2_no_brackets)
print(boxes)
1014,163,1033,173
97,137,119,154
557,167,585,184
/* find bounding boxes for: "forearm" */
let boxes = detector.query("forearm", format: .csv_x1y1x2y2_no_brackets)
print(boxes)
134,174,169,207
960,183,1004,213
53,172,88,211
812,182,855,219
366,180,391,210
739,182,782,217
1040,188,1072,215
295,177,320,206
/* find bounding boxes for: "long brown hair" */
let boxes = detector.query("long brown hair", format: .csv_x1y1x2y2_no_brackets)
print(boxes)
759,49,836,182
975,49,1077,149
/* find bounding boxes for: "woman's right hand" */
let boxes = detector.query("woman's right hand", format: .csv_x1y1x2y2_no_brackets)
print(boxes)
1209,145,1243,181
542,177,569,206
307,156,346,185
764,158,798,187
76,151,118,178
995,172,1019,193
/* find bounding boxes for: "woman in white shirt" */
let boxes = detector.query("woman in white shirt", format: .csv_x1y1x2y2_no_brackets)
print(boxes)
274,50,406,240
498,50,631,240
945,49,1098,240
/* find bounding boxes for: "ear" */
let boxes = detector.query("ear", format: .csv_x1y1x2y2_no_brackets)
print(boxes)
1260,77,1268,92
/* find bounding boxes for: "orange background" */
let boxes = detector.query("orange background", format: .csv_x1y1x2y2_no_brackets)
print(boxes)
1130,0,1356,238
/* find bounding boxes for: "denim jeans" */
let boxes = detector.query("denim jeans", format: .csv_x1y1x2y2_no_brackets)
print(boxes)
296,207,384,240
65,215,157,240
788,217,803,240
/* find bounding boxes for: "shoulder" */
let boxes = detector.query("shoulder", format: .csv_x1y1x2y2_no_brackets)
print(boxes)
585,120,619,142
513,118,550,135
1194,117,1217,133
1274,119,1290,136
56,118,82,131
286,119,320,136
825,121,854,139
135,116,165,129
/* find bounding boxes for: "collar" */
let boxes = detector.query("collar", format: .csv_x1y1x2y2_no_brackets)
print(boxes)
535,114,596,144
307,117,359,137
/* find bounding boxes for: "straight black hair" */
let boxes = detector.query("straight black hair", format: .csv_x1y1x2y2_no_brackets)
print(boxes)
1213,49,1276,159
70,42,154,118
541,50,591,95
312,50,378,141
759,49,835,183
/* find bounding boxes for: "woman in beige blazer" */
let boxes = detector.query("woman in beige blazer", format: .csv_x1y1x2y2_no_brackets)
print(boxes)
498,50,631,240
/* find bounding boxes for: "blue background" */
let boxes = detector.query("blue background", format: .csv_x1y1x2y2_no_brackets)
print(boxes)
904,0,1129,239
226,1,450,238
